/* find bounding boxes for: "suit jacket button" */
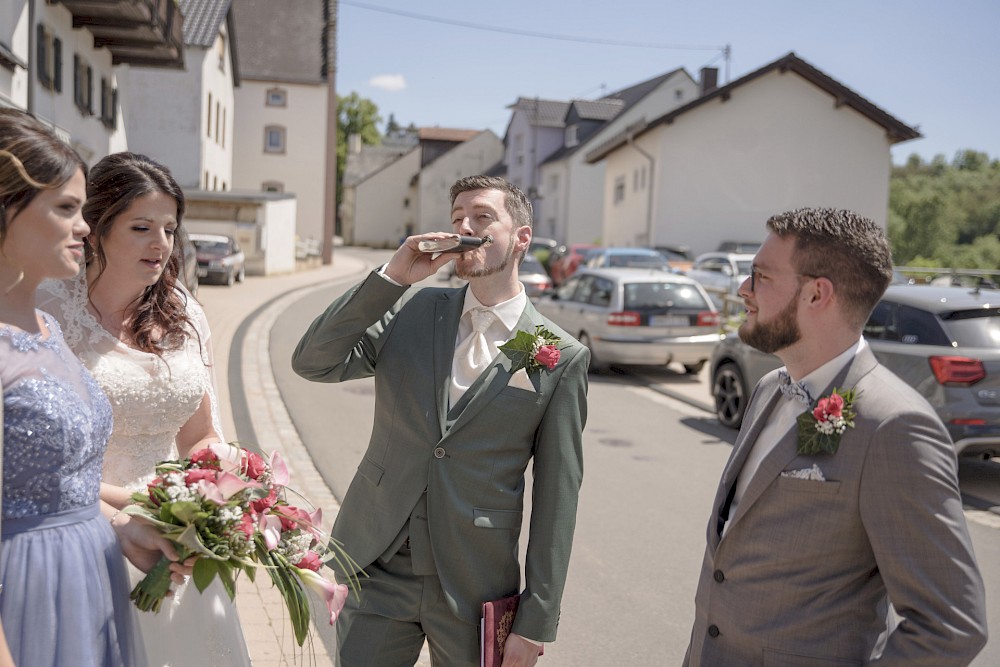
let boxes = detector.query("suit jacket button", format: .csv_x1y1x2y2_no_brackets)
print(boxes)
713,569,725,583
708,625,720,638
433,447,446,459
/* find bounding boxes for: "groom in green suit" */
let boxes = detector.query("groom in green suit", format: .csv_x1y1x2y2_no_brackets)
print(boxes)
292,176,588,666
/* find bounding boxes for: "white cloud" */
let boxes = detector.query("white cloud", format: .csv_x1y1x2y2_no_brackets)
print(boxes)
369,74,407,92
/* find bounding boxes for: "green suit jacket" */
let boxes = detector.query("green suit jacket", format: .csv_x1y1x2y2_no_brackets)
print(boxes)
291,272,588,642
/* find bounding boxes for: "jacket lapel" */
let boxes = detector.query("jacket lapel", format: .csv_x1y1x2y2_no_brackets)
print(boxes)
434,286,467,434
709,383,782,551
718,345,881,541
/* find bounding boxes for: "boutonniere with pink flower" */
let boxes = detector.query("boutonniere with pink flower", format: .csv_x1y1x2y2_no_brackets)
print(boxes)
796,387,858,455
499,325,562,373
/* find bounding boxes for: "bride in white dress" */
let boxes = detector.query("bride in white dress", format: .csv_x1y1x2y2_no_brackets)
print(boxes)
39,152,252,667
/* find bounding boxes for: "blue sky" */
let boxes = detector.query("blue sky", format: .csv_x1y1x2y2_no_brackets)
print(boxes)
337,0,999,166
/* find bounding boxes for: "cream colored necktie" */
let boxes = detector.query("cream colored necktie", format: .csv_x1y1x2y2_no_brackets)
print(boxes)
450,307,496,406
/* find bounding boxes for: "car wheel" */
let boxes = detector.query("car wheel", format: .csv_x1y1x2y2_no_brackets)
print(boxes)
578,332,606,374
226,268,235,286
713,361,747,429
683,360,706,375
237,266,245,283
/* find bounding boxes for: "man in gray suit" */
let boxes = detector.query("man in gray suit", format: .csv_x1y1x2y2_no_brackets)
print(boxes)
685,208,987,666
293,176,588,666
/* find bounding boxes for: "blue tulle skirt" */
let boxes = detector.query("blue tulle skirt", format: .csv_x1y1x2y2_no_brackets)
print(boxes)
1,504,147,667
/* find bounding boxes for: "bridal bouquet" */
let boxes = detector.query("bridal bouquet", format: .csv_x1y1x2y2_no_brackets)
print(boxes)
123,442,359,646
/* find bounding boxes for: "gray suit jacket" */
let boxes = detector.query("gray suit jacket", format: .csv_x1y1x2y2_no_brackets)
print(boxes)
685,346,987,666
291,272,588,642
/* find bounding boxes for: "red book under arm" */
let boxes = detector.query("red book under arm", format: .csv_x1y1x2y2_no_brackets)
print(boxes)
480,594,543,667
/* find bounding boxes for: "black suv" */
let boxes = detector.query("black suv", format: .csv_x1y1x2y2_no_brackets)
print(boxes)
710,285,1000,458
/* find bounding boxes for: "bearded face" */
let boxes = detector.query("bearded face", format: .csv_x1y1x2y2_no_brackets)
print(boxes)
739,283,803,354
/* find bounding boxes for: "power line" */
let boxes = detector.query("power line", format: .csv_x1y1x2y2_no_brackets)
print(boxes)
341,1,725,52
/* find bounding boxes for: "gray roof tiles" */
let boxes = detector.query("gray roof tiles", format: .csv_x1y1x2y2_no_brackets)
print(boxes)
177,0,232,47
231,0,325,82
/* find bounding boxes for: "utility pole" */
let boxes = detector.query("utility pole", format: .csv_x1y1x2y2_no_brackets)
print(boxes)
322,0,338,264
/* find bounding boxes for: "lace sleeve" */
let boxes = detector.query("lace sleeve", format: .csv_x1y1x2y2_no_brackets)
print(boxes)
182,286,226,443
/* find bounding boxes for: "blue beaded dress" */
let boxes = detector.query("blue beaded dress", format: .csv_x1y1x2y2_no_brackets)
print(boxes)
0,311,146,666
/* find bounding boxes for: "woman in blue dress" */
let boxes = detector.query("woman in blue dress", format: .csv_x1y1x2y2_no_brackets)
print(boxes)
0,109,177,666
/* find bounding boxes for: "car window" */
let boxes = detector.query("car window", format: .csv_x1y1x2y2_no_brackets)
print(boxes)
557,276,581,302
575,276,598,304
896,304,951,346
735,260,753,275
589,277,613,307
939,308,1000,347
624,282,708,310
864,301,896,340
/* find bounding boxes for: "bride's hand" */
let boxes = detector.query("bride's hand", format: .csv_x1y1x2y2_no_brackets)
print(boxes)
111,513,194,583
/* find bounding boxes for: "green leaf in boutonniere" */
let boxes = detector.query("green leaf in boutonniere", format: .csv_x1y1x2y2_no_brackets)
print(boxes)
796,387,859,455
499,325,562,374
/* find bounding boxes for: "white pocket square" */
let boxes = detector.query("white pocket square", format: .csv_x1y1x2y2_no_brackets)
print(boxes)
508,368,537,392
780,464,826,481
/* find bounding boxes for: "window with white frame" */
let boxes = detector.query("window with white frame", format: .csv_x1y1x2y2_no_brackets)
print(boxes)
565,124,578,148
36,25,61,92
266,88,287,107
613,176,625,204
264,125,286,153
216,33,226,71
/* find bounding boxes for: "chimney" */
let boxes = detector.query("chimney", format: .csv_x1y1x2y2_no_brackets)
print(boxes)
700,67,718,96
348,133,362,155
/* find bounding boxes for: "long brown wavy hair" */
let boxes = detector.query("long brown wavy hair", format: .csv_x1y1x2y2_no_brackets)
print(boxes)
83,152,194,354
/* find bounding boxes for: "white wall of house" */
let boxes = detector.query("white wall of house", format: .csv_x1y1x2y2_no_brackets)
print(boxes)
5,1,126,162
1,1,29,109
505,111,564,198
353,148,421,247
601,69,893,256
199,29,235,191
232,79,328,243
120,27,235,191
541,71,699,247
417,131,504,233
119,57,203,188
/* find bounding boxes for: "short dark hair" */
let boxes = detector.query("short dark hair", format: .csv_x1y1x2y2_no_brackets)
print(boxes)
449,175,533,229
0,108,86,245
767,207,893,328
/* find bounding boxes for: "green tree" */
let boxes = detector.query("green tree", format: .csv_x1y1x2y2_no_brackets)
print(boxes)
336,93,382,219
889,150,1000,268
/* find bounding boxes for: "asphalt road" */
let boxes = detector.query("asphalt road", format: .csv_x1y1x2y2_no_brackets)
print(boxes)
268,248,1000,666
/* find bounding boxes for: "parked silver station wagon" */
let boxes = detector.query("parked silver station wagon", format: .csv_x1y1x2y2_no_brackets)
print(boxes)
710,285,1000,458
535,267,722,374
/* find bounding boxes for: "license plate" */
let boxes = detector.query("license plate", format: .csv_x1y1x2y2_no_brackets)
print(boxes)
650,315,688,327
197,268,208,278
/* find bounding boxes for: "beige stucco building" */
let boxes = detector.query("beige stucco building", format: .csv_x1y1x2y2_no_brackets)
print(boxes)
586,53,920,255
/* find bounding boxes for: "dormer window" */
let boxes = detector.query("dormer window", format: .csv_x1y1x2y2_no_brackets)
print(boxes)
565,124,579,147
266,87,287,107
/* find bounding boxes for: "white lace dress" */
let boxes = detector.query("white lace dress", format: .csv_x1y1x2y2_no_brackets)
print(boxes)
39,273,252,667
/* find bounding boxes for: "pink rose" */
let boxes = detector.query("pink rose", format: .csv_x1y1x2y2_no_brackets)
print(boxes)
185,468,218,485
813,398,829,422
244,450,267,480
826,393,845,417
189,448,221,469
295,551,322,572
251,487,278,514
534,344,560,370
